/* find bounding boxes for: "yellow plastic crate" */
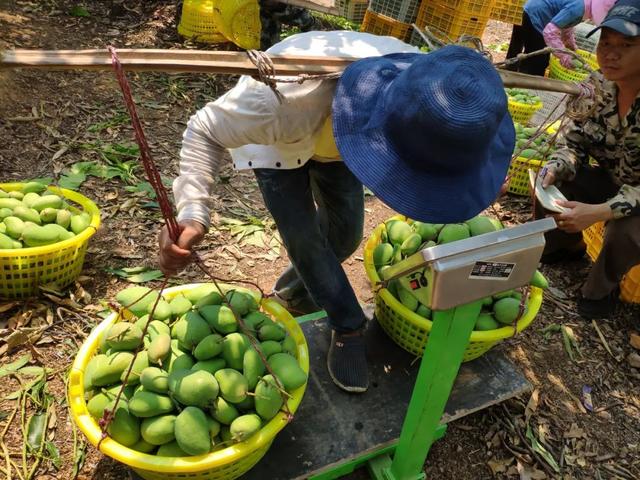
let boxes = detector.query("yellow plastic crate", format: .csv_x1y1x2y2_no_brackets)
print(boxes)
507,156,545,196
549,50,599,82
0,183,100,299
360,9,412,41
508,96,543,125
68,283,309,480
490,0,525,25
415,0,492,41
213,0,261,50
178,0,228,43
363,217,543,361
582,222,640,303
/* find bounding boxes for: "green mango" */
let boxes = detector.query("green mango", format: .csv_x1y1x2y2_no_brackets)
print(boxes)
0,232,17,249
170,370,219,408
192,358,226,375
259,340,282,358
397,284,418,312
106,322,143,351
92,352,134,387
242,311,270,332
147,299,172,322
147,333,171,366
193,333,224,361
258,323,286,342
69,214,90,234
169,294,193,317
121,351,149,386
130,438,156,453
438,224,470,244
210,396,239,425
229,414,262,443
268,353,306,392
387,220,413,245
31,195,63,212
39,207,58,224
225,290,258,316
175,407,211,455
115,286,160,318
157,440,188,457
243,348,265,390
214,368,248,404
140,367,169,393
475,313,500,331
13,205,41,225
280,335,297,357
4,216,25,240
400,233,422,257
530,270,549,289
172,311,211,350
55,209,72,229
141,414,177,445
128,391,175,417
465,216,497,237
200,305,237,335
412,222,438,242
372,242,394,268
222,332,250,370
106,402,140,447
493,297,523,325
254,374,284,421
20,182,47,194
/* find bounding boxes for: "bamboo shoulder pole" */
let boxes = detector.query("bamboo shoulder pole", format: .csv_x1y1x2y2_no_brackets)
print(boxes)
0,49,582,95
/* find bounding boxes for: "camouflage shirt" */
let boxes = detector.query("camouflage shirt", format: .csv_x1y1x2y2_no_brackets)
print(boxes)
547,72,640,218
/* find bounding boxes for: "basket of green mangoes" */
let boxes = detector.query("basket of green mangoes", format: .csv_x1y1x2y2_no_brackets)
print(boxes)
507,122,557,196
364,215,547,361
549,49,598,82
506,88,542,125
0,182,100,298
68,283,309,480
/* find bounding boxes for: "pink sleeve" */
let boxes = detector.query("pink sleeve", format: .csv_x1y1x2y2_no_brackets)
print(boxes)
542,22,565,50
561,27,578,50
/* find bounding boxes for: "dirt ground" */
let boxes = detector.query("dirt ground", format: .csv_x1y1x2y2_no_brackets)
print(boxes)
0,2,639,480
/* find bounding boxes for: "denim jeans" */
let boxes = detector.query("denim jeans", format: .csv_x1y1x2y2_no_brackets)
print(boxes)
254,160,366,332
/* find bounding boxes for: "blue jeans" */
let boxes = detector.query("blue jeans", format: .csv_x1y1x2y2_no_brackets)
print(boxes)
254,160,366,333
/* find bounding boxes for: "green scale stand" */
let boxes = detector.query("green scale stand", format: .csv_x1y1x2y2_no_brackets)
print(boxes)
245,218,555,479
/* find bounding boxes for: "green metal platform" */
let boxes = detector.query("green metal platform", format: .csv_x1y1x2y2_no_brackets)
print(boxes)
243,314,531,480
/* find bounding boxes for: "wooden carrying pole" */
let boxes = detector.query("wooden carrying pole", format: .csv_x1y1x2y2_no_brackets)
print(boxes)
0,49,582,95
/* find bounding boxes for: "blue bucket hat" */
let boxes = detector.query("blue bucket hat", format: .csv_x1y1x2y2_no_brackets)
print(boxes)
587,0,640,37
332,46,515,224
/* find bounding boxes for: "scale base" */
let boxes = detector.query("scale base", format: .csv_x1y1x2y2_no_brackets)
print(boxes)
243,316,531,480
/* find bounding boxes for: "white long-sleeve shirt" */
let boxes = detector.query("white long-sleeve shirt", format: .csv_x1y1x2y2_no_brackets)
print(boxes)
174,30,419,228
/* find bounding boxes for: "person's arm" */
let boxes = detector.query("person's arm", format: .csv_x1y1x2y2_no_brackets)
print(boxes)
606,185,640,218
542,117,591,187
159,79,280,274
543,2,584,66
174,79,280,229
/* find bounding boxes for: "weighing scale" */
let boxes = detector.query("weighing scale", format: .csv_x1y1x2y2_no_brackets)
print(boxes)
243,217,556,480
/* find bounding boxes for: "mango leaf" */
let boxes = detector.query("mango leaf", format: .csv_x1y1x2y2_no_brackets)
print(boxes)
30,177,54,185
69,5,90,17
0,353,31,378
58,172,86,190
526,424,560,473
27,412,47,451
106,267,164,283
46,441,61,469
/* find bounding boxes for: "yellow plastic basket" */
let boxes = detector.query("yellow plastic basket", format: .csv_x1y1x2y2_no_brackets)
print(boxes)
549,50,598,82
213,0,261,50
508,96,543,125
363,218,543,361
178,0,228,43
507,156,545,196
360,9,412,41
490,0,525,25
0,183,100,299
68,283,309,480
415,0,491,42
582,222,640,303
